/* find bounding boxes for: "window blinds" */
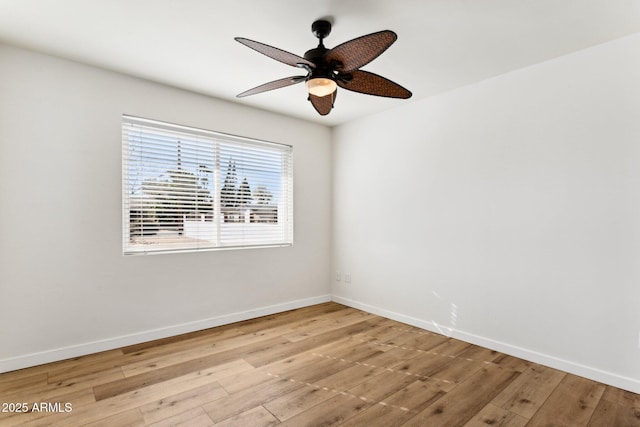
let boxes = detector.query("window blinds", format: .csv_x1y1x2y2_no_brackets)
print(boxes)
122,115,293,254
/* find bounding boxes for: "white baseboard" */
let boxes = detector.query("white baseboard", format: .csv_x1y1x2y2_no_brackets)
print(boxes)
0,294,331,374
332,295,640,395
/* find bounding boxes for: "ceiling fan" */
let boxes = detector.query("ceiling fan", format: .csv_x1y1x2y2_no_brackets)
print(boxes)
235,19,412,116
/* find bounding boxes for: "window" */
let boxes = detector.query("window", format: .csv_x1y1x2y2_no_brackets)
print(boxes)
122,115,293,254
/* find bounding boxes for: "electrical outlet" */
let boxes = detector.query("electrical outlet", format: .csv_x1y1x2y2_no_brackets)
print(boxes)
335,271,341,281
344,273,351,283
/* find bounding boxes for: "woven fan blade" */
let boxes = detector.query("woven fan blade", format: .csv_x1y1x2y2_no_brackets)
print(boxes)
338,70,411,99
324,30,397,72
237,76,306,98
309,91,336,116
235,38,315,69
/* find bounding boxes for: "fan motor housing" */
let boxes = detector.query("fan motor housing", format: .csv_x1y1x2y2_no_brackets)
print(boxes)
303,46,328,63
304,46,335,81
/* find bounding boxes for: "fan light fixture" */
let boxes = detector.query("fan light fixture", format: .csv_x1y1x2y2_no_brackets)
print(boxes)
306,77,336,97
235,19,412,116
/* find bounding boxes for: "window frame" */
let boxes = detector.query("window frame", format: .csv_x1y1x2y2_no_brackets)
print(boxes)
122,115,293,255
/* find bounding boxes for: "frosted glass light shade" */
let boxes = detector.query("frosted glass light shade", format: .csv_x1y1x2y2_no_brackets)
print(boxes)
306,78,337,97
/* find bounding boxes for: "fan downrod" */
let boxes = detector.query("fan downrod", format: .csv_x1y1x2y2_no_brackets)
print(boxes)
311,20,331,40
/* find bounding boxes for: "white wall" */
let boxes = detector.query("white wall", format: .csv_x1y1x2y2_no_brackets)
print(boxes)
0,44,332,370
332,34,640,393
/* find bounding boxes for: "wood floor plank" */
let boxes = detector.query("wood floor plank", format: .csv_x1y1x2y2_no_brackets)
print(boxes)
0,365,52,384
382,379,448,412
588,385,640,426
400,364,521,426
139,381,227,424
121,325,240,356
277,393,373,426
216,349,357,396
315,363,385,392
45,350,125,384
288,354,378,387
340,379,446,427
215,353,322,394
202,376,304,423
337,404,413,427
526,374,606,427
212,405,279,427
145,407,214,427
81,408,145,427
312,341,386,370
263,383,336,421
457,344,501,363
215,302,349,339
352,322,411,344
588,397,640,427
355,346,424,369
49,366,126,388
119,328,247,371
425,338,473,356
387,350,485,391
282,308,372,342
379,330,450,352
491,353,532,373
0,372,47,393
462,403,528,427
491,364,566,419
347,370,431,404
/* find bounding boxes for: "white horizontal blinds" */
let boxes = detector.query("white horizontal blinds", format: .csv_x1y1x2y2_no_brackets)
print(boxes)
123,119,217,253
122,115,293,254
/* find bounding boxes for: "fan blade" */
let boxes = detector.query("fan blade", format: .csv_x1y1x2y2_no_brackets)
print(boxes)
324,30,397,72
235,37,315,69
308,91,336,116
237,76,306,98
337,70,412,99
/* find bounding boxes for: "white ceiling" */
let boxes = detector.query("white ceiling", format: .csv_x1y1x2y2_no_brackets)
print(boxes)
0,0,639,126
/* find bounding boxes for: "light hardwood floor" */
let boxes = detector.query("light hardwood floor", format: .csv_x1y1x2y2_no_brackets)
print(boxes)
1,302,639,426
